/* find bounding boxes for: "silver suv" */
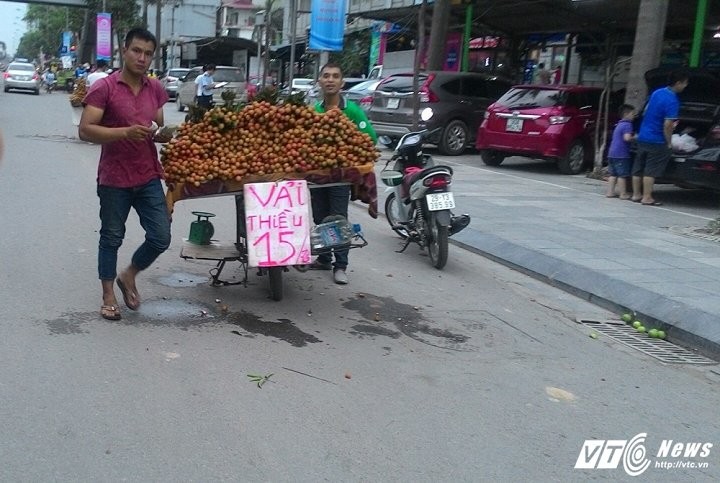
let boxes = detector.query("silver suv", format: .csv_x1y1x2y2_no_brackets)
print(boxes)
3,61,41,95
369,71,511,155
176,65,247,111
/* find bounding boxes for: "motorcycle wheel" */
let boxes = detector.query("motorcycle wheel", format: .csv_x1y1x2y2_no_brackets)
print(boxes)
384,193,409,239
268,266,283,301
427,212,449,269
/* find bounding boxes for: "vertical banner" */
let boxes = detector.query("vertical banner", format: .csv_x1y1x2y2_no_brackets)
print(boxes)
243,181,312,267
60,31,72,55
368,28,380,73
443,32,462,71
309,0,346,51
96,13,112,61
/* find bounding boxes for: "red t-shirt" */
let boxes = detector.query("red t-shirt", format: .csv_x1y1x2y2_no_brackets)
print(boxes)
84,72,169,188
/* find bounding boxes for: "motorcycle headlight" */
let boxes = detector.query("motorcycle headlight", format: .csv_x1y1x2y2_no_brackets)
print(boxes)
401,134,422,147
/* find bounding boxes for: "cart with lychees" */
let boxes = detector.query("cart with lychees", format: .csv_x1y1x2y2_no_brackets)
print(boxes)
161,93,380,300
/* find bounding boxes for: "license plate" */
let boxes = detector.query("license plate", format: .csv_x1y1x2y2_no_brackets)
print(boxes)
506,118,523,132
426,192,455,211
387,98,400,109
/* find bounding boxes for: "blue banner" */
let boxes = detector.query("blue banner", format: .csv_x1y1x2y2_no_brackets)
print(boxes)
309,0,346,51
60,31,72,55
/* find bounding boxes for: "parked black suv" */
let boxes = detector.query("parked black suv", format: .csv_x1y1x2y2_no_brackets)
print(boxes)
645,67,720,191
369,71,511,155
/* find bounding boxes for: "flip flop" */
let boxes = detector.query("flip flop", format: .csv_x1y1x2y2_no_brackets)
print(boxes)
116,278,140,310
101,304,121,321
630,198,642,203
641,201,663,206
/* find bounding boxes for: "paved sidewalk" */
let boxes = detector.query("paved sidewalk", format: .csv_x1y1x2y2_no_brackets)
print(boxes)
372,158,720,359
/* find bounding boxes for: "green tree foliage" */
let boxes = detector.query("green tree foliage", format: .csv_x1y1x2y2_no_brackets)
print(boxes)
17,5,84,60
17,1,141,63
330,29,371,78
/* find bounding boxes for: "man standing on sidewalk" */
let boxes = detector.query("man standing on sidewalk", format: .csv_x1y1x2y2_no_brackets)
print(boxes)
310,62,377,284
631,70,689,206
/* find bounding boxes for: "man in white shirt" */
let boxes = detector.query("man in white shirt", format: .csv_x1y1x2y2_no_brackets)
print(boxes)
87,59,110,87
194,63,216,108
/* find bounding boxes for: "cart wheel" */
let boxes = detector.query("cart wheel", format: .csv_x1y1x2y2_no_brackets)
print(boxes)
268,267,283,301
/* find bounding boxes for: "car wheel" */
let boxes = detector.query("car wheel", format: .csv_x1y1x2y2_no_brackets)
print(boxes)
3,87,8,93
34,89,40,96
177,100,185,112
558,140,586,175
480,150,505,166
439,119,468,156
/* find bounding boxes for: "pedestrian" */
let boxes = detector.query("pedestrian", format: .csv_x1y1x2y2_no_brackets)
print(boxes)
86,59,109,87
606,104,636,199
78,27,172,321
310,62,377,284
195,63,216,109
631,70,689,205
74,63,87,79
551,64,562,84
535,62,551,84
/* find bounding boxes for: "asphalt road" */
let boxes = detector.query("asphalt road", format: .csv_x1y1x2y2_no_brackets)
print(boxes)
0,89,718,481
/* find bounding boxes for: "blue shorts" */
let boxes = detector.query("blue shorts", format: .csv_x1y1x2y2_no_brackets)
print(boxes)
607,157,631,177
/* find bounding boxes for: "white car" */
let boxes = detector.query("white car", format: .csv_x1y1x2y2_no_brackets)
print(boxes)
3,61,41,95
290,78,314,94
176,65,247,111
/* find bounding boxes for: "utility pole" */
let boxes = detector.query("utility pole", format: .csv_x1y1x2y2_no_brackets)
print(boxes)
690,0,708,67
288,0,297,88
155,0,162,72
624,0,669,106
426,0,450,71
263,1,272,87
412,0,427,131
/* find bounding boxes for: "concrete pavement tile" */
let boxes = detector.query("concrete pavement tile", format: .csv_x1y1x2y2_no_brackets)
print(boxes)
656,256,719,270
601,268,714,283
605,257,677,270
575,258,633,270
634,282,716,298
536,248,602,260
683,268,720,282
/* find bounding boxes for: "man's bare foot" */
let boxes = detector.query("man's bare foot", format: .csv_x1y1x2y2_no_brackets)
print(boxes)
116,272,140,310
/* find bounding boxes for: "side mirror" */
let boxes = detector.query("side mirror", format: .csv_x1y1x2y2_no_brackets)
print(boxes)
378,135,393,146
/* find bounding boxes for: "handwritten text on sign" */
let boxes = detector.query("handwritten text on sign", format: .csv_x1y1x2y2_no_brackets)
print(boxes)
244,180,312,267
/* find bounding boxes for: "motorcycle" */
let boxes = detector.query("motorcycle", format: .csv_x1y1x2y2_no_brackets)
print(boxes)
379,110,470,269
43,76,57,93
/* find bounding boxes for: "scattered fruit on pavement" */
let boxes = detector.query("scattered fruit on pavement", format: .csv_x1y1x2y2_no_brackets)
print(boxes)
589,332,598,339
657,330,666,339
648,328,659,338
621,313,633,323
632,321,642,329
636,325,646,333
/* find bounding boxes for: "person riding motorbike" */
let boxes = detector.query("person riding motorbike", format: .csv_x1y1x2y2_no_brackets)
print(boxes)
43,69,57,92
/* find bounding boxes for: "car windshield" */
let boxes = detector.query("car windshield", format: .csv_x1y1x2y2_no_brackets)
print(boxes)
347,80,379,93
169,69,189,78
214,68,244,83
378,74,428,93
496,87,566,109
10,63,34,71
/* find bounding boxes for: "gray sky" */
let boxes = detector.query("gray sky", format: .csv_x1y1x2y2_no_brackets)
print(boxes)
0,1,27,57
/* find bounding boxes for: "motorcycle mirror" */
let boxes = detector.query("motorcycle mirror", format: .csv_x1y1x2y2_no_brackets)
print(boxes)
378,135,393,146
420,107,434,122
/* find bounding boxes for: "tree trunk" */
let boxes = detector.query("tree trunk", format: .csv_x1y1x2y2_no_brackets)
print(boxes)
624,0,669,107
426,0,450,71
155,0,162,71
142,0,149,29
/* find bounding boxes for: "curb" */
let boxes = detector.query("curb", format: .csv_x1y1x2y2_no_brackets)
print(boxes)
451,227,720,361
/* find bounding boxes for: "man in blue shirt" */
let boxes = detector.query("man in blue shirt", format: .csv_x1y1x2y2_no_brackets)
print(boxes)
631,70,689,206
195,63,216,109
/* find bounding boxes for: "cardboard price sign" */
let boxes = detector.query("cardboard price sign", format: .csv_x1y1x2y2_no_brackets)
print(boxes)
243,181,312,267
